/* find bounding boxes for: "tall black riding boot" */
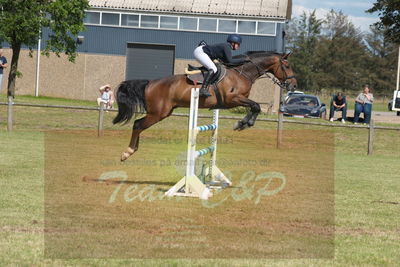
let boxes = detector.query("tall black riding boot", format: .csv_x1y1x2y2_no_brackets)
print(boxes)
199,70,214,97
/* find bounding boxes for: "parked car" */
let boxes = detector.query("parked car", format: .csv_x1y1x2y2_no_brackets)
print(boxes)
280,94,326,119
284,90,304,101
388,99,400,116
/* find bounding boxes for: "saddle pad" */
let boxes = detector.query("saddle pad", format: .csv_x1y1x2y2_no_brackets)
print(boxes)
186,65,226,85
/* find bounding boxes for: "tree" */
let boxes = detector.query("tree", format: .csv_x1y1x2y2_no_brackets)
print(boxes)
367,0,400,44
364,25,398,94
286,10,323,91
0,0,89,97
318,10,369,91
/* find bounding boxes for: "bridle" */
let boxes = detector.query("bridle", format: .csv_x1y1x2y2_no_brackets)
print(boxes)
274,58,296,89
234,56,296,89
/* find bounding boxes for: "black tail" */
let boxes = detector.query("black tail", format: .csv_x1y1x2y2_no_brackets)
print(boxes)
113,79,149,124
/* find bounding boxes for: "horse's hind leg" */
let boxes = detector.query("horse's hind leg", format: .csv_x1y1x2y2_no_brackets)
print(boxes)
121,114,162,161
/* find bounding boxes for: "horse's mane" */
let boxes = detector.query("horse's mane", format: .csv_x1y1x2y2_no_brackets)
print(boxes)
245,51,281,58
232,51,281,59
227,51,281,68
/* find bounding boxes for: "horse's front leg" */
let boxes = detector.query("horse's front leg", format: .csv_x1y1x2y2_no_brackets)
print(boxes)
230,96,261,131
247,101,261,127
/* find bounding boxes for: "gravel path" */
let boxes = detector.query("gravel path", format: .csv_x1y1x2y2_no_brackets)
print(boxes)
330,110,400,124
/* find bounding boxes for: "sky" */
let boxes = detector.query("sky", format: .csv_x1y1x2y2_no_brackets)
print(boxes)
292,0,380,32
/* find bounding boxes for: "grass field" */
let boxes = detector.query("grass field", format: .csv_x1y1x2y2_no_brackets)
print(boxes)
1,95,400,266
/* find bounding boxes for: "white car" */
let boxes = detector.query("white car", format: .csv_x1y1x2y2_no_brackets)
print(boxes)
388,100,400,116
284,90,304,101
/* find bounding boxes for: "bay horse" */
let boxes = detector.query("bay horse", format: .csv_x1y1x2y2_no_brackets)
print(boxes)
113,51,297,161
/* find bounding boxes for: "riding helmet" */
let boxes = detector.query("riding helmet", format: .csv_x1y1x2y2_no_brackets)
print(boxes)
227,34,242,44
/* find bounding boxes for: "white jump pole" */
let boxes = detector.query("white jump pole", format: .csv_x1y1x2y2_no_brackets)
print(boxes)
165,88,231,200
205,108,231,187
393,46,400,111
396,46,400,92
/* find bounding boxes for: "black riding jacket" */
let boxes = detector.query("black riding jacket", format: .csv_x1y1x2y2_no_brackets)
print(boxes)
202,43,247,65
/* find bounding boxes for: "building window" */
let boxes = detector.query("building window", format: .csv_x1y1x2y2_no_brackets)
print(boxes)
179,17,198,30
101,12,119,26
238,21,256,34
199,18,217,32
85,10,280,36
218,19,236,33
160,16,178,29
141,15,159,28
257,22,276,35
121,14,139,27
84,12,100,24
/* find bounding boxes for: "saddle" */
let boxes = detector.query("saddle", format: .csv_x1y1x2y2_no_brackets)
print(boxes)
185,64,226,85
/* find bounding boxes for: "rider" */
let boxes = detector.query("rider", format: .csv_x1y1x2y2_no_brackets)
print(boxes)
193,34,248,97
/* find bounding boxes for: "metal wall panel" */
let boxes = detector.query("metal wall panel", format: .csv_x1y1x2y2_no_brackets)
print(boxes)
125,43,175,80
76,25,281,59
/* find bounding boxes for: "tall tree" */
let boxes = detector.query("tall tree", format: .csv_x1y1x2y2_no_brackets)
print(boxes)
367,0,400,44
286,10,323,91
319,10,369,91
364,25,398,94
0,0,89,97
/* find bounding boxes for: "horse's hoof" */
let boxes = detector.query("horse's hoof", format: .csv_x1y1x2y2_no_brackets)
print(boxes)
233,121,248,131
238,126,248,131
233,121,242,131
120,147,135,162
121,152,129,162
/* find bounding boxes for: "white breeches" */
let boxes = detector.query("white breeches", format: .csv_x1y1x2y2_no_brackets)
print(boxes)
193,46,217,73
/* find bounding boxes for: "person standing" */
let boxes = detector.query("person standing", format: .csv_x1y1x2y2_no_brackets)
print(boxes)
329,92,347,123
0,49,8,91
354,85,374,124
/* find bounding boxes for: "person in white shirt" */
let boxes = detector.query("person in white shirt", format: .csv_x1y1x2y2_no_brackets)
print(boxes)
97,84,114,110
354,85,374,124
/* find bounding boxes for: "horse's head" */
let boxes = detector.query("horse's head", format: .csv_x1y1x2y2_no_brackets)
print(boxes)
272,53,297,91
245,51,297,91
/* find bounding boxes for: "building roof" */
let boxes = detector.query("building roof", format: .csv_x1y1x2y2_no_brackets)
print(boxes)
89,0,292,20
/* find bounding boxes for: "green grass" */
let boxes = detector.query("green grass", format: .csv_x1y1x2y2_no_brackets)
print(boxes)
1,96,400,265
0,94,98,107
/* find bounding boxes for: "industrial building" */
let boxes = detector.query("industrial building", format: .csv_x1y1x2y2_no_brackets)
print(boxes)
1,0,292,111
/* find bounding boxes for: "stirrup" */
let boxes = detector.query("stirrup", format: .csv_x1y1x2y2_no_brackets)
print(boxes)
199,87,211,97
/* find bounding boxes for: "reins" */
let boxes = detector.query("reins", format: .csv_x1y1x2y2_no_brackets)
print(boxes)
232,55,295,89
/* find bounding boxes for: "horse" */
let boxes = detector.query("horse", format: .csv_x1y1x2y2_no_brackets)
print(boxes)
113,51,297,161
